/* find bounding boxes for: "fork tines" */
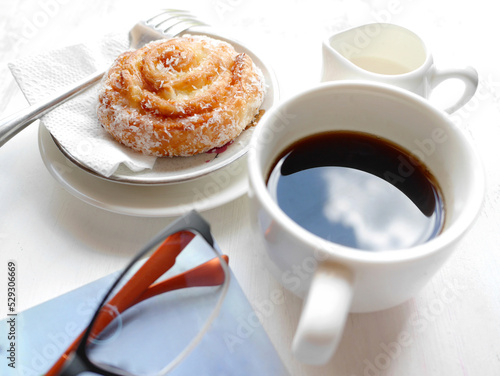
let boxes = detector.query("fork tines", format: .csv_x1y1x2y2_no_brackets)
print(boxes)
146,9,207,36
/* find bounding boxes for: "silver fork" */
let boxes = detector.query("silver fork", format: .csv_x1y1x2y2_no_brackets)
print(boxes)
0,9,207,147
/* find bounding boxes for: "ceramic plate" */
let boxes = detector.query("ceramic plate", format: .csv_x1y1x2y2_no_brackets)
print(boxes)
53,28,279,186
39,125,248,217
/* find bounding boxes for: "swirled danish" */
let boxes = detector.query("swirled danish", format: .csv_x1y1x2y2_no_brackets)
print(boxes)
97,35,266,157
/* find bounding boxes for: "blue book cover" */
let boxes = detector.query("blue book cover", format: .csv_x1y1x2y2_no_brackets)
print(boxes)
0,237,289,376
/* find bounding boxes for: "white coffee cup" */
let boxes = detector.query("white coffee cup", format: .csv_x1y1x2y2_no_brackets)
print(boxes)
321,23,478,113
247,81,484,365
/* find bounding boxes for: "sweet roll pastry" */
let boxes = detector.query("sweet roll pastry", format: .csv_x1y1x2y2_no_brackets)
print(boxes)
97,35,266,157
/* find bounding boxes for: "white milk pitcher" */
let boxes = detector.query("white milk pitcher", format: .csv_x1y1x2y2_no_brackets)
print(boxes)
322,23,478,113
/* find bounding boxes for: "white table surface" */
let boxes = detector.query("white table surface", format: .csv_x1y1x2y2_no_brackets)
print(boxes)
1,0,499,375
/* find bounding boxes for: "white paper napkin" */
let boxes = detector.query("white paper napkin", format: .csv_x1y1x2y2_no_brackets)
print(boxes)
8,33,157,177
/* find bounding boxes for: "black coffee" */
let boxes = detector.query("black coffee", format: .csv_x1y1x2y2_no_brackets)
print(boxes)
267,131,445,251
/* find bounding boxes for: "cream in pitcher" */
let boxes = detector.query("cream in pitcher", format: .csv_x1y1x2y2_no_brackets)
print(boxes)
321,23,478,113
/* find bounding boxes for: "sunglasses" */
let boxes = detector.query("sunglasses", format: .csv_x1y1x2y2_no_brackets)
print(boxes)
45,210,230,376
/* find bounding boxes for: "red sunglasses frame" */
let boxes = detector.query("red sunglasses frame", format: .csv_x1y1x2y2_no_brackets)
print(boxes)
45,211,229,376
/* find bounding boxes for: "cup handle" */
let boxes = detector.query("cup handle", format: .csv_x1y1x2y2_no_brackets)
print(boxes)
292,261,354,365
430,66,479,114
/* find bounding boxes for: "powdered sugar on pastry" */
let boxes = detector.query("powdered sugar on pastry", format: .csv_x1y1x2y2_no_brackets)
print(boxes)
97,35,266,157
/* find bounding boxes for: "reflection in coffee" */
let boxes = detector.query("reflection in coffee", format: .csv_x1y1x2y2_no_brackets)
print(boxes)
267,131,445,251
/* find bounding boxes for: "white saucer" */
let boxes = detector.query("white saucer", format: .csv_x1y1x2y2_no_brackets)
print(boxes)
38,124,248,217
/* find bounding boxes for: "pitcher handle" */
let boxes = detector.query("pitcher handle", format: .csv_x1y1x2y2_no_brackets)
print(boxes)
430,66,478,114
